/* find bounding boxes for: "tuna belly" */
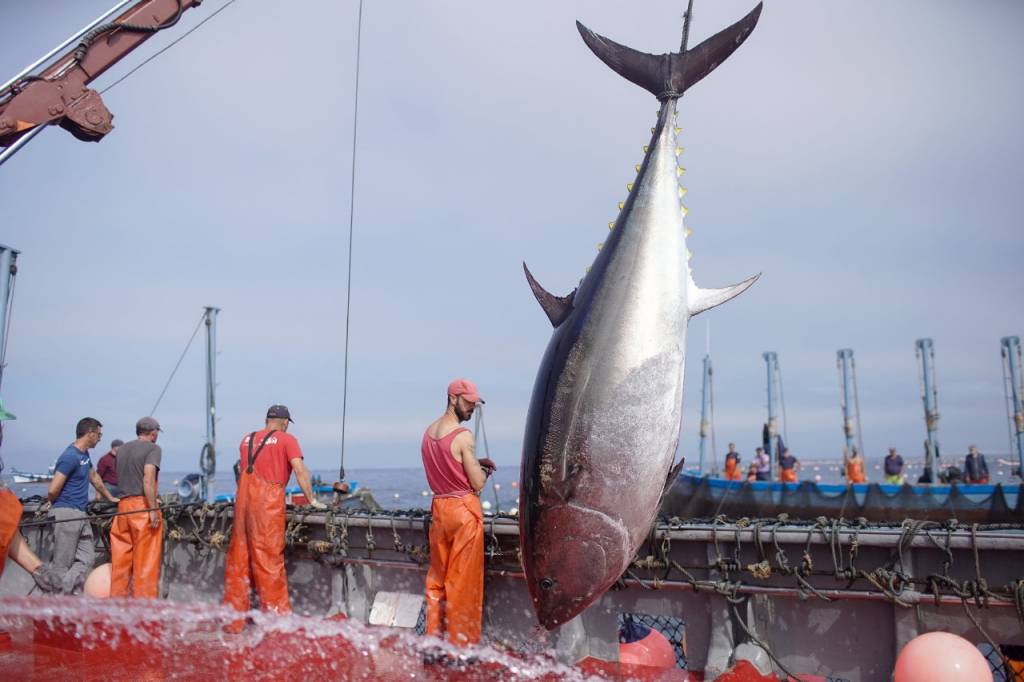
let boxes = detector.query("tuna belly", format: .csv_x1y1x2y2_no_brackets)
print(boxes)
560,345,684,548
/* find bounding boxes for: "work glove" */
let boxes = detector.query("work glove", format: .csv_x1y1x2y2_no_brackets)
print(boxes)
478,458,496,476
309,499,327,510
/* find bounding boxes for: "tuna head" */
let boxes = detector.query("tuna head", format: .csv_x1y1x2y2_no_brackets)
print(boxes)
523,502,630,629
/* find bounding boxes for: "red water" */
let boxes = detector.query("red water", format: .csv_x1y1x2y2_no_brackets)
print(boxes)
0,597,705,681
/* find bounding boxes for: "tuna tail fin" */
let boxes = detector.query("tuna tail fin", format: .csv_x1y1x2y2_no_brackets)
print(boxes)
576,3,762,100
524,263,576,327
688,273,760,317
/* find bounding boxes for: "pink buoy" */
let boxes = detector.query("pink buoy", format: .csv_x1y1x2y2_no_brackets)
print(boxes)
84,562,112,598
893,632,992,682
619,618,676,669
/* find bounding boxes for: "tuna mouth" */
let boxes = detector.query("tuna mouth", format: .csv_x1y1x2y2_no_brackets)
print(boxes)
527,504,630,630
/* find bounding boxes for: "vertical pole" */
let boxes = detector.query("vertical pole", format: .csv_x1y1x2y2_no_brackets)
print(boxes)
915,339,939,476
1001,336,1024,476
0,245,20,392
699,353,712,475
201,306,220,501
837,349,857,455
763,351,778,479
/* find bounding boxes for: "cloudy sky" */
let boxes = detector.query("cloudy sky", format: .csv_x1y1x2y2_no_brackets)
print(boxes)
1,0,1021,476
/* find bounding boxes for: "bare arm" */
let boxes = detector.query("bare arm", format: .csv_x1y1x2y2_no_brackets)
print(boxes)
143,464,160,528
89,467,118,502
291,457,317,502
453,432,487,493
7,532,41,573
47,472,67,504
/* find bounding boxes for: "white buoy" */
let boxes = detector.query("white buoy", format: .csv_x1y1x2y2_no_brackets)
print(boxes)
481,500,492,511
493,483,501,491
508,506,518,517
393,493,400,499
813,466,820,471
421,490,429,496
814,474,822,482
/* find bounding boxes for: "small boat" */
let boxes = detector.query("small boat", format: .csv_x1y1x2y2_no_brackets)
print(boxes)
10,467,54,484
662,471,1024,523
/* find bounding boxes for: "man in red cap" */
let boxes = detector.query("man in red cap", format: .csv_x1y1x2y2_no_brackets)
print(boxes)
223,404,323,631
421,379,495,646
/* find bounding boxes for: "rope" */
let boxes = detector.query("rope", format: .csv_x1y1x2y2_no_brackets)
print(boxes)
338,0,365,483
100,0,244,95
18,502,179,528
149,311,205,415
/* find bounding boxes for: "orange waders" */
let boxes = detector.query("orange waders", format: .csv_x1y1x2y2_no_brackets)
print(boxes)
0,489,23,576
724,460,741,481
110,496,163,598
223,458,290,616
425,493,484,646
846,461,866,484
780,468,798,483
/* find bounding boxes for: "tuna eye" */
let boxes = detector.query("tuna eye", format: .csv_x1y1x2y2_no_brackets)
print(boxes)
540,578,555,590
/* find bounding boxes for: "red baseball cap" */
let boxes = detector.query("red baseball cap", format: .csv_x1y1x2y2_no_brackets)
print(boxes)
448,378,484,404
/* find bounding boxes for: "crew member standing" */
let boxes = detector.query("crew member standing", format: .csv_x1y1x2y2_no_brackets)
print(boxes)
110,417,163,598
778,448,800,483
223,405,323,629
883,447,905,485
964,445,990,484
45,417,119,594
723,443,742,481
96,439,124,497
422,379,495,647
844,447,866,484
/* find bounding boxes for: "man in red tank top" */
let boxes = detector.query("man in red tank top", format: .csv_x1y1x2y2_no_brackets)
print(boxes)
421,379,495,647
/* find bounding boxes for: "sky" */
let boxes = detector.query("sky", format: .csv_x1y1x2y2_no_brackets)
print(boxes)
0,0,1022,476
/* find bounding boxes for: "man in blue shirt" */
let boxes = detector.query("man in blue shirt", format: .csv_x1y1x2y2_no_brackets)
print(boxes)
45,417,119,594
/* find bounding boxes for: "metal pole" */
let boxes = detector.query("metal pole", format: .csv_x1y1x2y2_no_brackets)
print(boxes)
0,245,20,392
763,351,777,479
837,349,856,454
201,306,220,501
1001,336,1024,476
915,339,939,476
698,353,711,475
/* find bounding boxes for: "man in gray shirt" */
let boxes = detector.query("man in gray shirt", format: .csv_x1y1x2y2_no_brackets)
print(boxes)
110,416,163,598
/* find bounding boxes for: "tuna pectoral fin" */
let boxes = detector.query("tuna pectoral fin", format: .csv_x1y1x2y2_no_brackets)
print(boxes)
688,273,760,317
662,456,686,499
576,3,762,99
524,263,576,327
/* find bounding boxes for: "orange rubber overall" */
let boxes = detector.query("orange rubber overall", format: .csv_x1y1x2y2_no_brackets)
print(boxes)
846,460,866,484
0,488,23,576
780,468,798,483
223,465,290,616
110,495,163,598
724,460,742,481
424,493,484,646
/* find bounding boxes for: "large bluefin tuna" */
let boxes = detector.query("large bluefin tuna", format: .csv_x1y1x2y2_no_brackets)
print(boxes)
519,4,763,630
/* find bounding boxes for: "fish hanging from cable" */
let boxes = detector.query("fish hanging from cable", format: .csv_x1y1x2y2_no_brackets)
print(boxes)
519,2,763,630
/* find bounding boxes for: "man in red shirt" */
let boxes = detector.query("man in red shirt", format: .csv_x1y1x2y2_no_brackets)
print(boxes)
96,438,124,497
223,405,322,630
421,379,495,647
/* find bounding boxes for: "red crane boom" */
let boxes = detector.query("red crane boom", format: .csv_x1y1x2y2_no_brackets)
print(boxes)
0,0,205,148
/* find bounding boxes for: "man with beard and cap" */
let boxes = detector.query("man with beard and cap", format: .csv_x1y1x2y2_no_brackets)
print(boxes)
223,405,323,632
110,416,163,598
0,399,62,594
421,379,496,647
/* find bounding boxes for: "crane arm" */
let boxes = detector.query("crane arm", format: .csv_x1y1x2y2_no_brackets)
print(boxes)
0,0,205,148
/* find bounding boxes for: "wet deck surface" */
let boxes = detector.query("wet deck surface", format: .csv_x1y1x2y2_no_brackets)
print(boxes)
0,597,705,681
